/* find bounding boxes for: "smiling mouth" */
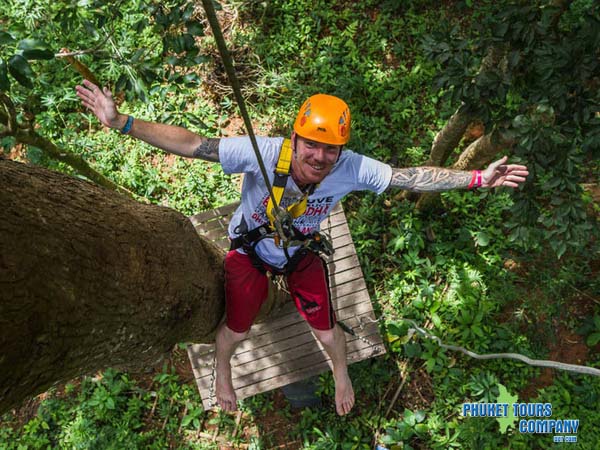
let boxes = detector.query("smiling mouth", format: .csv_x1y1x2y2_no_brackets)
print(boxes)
309,164,325,171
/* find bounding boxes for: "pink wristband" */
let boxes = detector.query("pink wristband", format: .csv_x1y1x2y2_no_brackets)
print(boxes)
468,171,477,189
468,170,482,189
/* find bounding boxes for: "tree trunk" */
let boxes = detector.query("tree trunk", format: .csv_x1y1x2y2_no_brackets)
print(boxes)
425,103,476,167
0,159,225,413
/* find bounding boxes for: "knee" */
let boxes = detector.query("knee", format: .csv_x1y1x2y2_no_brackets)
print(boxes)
218,322,250,343
313,326,337,347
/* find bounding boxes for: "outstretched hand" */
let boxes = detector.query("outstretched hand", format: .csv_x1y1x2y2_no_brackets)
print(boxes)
481,156,529,188
75,80,122,129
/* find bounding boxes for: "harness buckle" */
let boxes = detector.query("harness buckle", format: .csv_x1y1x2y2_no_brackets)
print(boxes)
305,232,335,257
271,205,296,246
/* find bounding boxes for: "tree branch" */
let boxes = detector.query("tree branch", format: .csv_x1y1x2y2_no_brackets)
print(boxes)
0,92,18,135
426,103,477,167
13,128,133,197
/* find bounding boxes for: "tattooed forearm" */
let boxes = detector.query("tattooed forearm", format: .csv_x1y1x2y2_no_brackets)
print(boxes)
387,167,472,192
192,138,220,162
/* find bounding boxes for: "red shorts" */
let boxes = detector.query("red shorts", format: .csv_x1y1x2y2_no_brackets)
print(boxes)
224,250,336,333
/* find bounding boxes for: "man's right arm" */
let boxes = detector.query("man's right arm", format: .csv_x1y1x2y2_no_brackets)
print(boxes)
76,80,220,162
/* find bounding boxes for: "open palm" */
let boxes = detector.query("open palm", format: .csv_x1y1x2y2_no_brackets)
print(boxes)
75,80,120,129
482,156,529,188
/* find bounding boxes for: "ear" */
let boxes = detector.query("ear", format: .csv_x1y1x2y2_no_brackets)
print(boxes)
291,132,298,155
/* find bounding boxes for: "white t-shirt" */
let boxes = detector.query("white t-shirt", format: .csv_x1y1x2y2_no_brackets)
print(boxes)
220,136,392,268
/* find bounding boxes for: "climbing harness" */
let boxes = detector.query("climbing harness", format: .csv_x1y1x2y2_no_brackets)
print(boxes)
228,138,335,270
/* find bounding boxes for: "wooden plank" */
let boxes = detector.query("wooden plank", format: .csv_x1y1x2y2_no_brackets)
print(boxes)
189,202,240,224
187,298,379,376
193,331,385,409
194,326,382,394
232,345,382,402
194,342,385,409
191,314,382,382
232,299,377,359
230,322,381,381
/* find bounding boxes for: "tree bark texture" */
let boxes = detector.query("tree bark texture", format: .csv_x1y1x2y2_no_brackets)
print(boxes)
425,103,476,167
0,160,225,413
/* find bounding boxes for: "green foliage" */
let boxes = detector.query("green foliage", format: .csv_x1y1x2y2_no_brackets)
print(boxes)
1,0,207,99
467,372,500,403
423,0,600,257
0,367,206,448
577,314,600,347
382,409,427,449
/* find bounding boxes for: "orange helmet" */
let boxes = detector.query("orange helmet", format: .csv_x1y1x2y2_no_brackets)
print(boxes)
293,94,351,146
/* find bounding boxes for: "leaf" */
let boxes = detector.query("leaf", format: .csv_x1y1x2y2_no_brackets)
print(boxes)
186,21,204,36
0,59,9,91
0,31,15,45
495,383,518,433
475,231,490,247
22,48,54,60
17,38,54,60
181,414,193,427
8,55,34,88
586,332,600,347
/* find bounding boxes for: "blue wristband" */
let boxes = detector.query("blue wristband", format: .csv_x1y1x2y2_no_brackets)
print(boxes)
120,115,134,134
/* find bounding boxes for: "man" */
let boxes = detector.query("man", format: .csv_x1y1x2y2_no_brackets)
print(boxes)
76,80,528,415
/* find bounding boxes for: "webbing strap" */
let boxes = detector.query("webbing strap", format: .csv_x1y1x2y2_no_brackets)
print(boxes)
266,139,315,228
275,138,293,175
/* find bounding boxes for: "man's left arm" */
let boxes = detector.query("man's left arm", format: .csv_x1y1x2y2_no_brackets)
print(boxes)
386,156,529,192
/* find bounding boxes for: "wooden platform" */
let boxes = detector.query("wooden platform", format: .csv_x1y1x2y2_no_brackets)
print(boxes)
187,202,385,410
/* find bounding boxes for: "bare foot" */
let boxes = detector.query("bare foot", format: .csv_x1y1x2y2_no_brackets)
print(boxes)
333,371,355,415
215,362,237,412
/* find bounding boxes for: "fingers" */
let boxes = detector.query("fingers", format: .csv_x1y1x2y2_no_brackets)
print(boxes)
76,80,110,103
82,79,99,91
488,155,508,171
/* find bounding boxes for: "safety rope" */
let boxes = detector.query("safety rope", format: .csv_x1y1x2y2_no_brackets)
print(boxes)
358,315,600,377
200,0,277,209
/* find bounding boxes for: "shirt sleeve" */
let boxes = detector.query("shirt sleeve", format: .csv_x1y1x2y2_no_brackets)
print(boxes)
346,151,393,194
219,136,281,175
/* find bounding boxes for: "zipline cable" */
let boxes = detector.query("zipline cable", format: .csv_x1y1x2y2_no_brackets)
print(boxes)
200,0,277,207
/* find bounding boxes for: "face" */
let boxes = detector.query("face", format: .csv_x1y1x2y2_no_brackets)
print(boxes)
290,132,341,186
